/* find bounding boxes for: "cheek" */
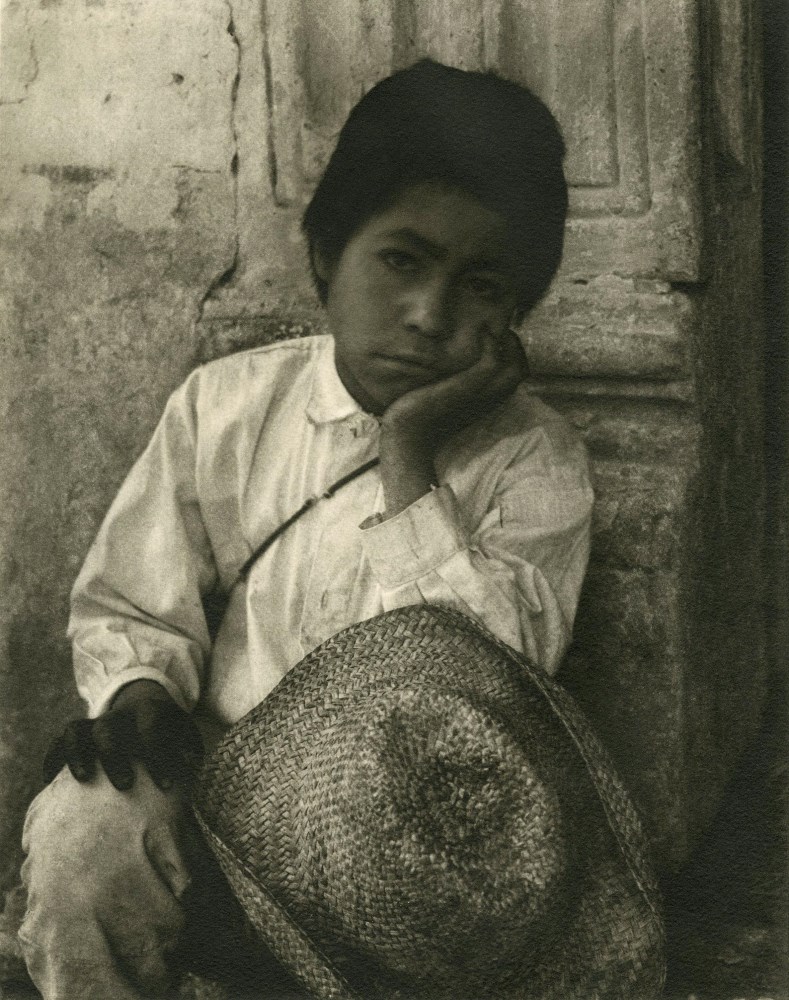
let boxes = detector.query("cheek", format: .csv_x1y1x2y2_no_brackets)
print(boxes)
328,285,372,346
456,289,513,327
452,304,511,353
341,272,396,328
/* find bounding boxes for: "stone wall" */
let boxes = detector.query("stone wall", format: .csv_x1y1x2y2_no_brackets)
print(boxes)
0,0,767,972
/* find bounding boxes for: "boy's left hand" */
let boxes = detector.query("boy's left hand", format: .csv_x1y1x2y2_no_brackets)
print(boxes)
377,329,527,519
43,681,204,792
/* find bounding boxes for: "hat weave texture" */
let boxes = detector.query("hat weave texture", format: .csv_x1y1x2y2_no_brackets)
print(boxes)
194,605,665,1000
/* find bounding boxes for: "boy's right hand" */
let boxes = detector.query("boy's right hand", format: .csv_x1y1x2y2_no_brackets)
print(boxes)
43,680,204,792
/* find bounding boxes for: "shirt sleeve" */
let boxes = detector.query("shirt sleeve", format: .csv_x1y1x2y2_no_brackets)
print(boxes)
359,429,593,676
68,374,217,717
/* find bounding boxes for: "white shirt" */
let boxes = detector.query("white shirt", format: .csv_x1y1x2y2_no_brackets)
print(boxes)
69,335,593,741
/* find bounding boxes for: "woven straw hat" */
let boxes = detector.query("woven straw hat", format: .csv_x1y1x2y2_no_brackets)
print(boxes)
194,606,665,1000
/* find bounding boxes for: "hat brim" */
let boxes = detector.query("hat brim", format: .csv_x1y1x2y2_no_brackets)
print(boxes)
194,606,665,999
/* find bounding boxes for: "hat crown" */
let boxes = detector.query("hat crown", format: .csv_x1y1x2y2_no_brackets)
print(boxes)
277,685,587,984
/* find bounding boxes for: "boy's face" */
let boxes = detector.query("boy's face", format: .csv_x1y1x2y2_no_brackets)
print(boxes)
318,183,523,416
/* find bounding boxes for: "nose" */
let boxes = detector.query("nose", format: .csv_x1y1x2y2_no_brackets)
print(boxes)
402,279,453,339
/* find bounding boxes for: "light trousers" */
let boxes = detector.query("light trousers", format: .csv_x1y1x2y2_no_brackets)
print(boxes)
18,765,302,999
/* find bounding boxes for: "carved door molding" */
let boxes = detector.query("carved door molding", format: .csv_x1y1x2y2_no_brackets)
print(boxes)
218,0,704,324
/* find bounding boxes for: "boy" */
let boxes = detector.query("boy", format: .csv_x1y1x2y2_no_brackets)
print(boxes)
19,60,593,998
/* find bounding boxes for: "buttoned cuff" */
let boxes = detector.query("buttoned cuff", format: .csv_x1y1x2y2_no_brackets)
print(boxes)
360,485,469,588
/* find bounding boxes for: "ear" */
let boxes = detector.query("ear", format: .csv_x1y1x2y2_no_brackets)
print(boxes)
311,242,333,284
510,307,526,328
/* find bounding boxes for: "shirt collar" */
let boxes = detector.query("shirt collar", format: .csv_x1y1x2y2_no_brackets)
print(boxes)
307,337,369,425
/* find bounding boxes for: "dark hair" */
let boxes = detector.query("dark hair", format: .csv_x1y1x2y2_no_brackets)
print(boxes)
302,59,568,316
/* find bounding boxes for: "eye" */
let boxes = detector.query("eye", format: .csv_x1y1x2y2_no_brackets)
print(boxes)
378,249,420,274
462,275,507,302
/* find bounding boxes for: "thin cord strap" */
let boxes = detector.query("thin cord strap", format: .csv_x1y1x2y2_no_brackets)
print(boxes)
234,457,380,587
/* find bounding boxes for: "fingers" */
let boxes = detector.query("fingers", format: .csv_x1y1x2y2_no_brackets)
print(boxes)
382,332,525,445
92,711,138,791
42,735,67,785
440,330,523,408
61,719,99,784
445,328,523,395
479,326,527,379
43,698,203,797
46,715,136,790
496,328,529,378
442,335,521,429
143,818,193,900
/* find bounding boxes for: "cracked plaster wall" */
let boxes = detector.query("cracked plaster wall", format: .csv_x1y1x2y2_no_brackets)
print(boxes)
0,0,239,934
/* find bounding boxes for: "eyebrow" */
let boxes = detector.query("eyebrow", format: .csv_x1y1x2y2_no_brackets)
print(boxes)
380,228,512,274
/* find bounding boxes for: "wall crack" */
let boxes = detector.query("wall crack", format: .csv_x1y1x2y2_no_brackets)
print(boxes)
26,37,40,92
0,35,39,105
196,0,241,324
